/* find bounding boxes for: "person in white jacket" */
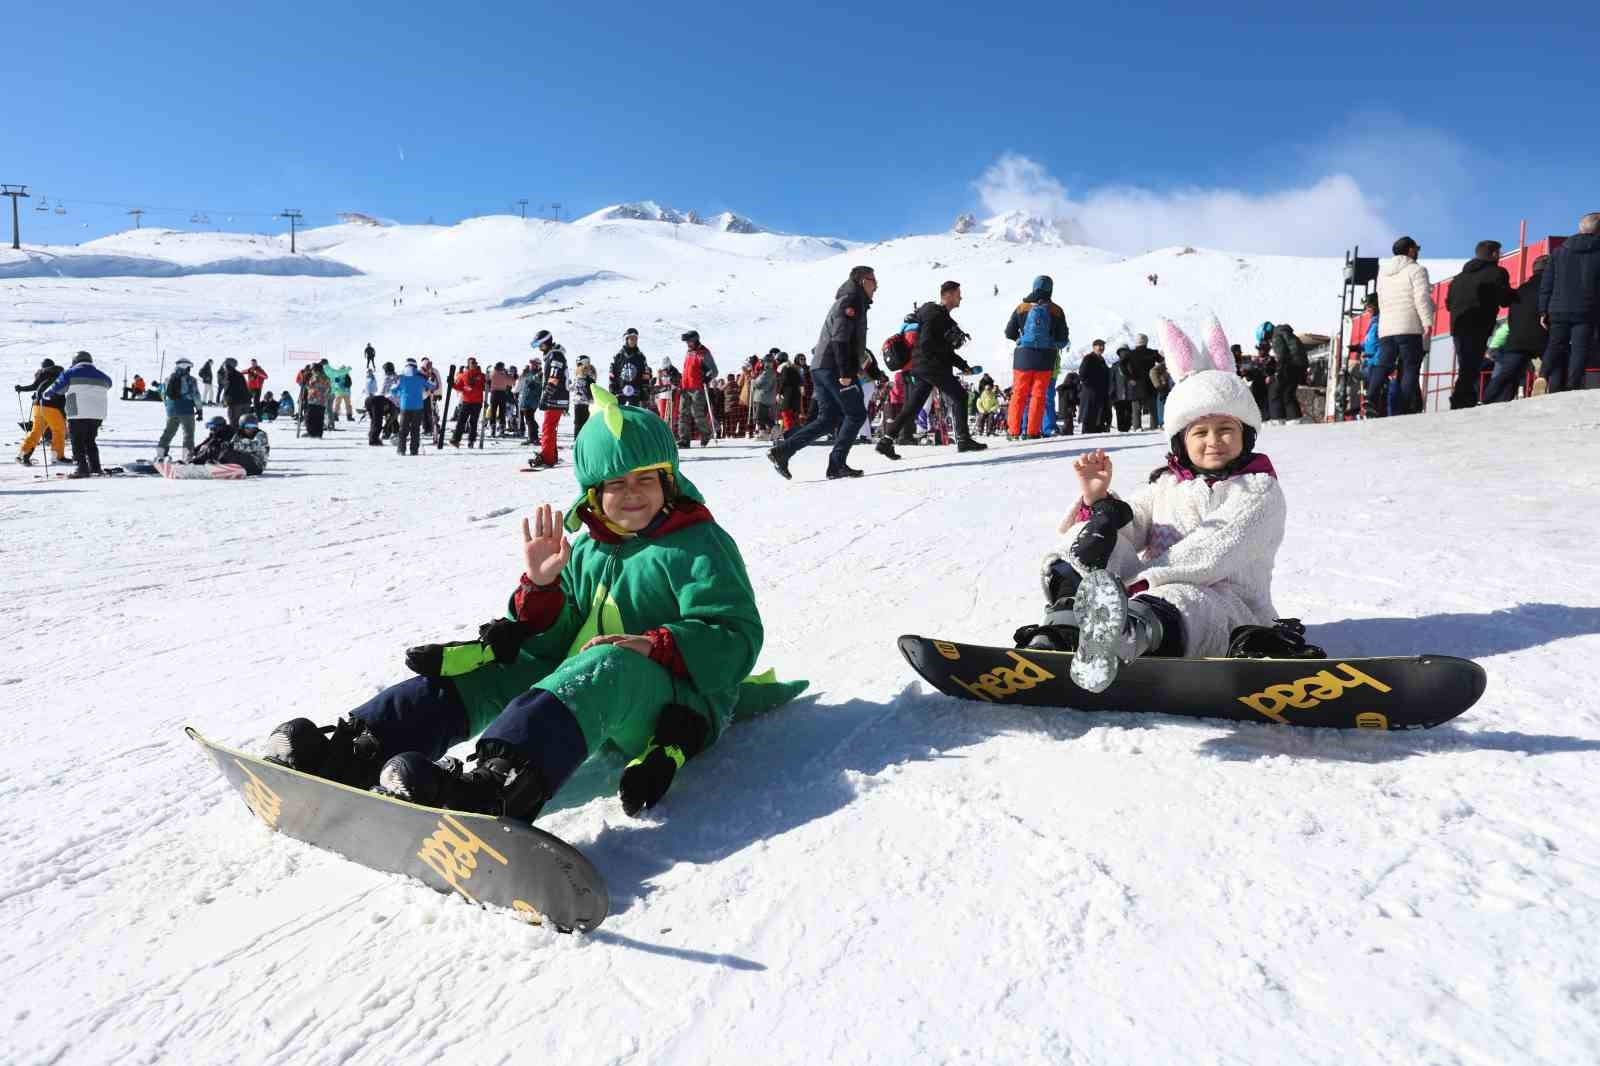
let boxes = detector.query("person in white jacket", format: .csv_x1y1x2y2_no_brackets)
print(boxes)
1373,236,1435,415
1015,314,1291,690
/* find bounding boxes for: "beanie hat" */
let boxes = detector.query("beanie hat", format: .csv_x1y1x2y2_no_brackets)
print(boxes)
1158,314,1262,437
72,351,93,365
623,327,640,339
681,330,700,344
41,358,57,369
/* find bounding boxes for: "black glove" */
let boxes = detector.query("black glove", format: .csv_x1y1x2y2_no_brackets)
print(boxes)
619,704,709,816
1070,496,1135,572
478,617,531,665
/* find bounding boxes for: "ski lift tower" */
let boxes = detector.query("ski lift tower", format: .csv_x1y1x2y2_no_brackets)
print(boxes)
278,209,305,253
1,185,30,249
1328,247,1379,421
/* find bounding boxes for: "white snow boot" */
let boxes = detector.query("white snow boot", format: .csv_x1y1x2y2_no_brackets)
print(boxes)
1068,571,1168,693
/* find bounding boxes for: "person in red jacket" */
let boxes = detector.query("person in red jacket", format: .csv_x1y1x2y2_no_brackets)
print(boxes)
450,357,487,447
244,359,269,416
676,330,719,447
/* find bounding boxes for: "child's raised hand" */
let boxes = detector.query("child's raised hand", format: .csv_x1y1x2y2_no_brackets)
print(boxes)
1073,449,1114,502
522,504,571,587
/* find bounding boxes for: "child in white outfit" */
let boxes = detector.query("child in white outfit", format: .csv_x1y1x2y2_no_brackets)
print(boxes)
1016,314,1291,685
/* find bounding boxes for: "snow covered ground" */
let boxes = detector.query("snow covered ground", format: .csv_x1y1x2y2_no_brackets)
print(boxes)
2,217,1598,1065
3,391,1598,1065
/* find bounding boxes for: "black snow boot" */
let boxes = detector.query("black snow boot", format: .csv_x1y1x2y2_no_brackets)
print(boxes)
874,438,901,461
956,438,988,453
826,464,864,479
375,739,552,822
767,447,792,480
266,717,389,789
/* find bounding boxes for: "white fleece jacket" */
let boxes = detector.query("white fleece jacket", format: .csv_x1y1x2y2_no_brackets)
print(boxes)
1376,255,1435,339
1055,465,1287,657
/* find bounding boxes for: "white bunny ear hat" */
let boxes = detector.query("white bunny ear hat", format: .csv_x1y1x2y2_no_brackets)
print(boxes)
1158,313,1263,434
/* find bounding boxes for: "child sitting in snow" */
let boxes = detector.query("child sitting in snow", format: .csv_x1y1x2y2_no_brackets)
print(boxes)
1014,315,1296,691
268,386,804,821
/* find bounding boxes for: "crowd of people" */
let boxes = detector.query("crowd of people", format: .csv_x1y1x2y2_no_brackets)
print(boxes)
1333,216,1598,418
18,215,1595,482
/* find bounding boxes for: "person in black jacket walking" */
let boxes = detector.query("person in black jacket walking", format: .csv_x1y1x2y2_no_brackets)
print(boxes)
768,266,876,480
1538,213,1600,392
1077,341,1111,433
1445,240,1514,408
1121,334,1159,429
1485,257,1551,402
875,281,984,458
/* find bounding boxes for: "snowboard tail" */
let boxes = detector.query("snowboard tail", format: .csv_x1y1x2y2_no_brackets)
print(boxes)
187,727,608,930
898,636,1485,730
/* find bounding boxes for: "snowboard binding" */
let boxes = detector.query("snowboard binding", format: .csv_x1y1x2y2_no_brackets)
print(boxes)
1226,618,1326,659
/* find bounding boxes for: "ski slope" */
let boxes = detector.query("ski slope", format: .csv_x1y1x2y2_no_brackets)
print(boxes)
0,210,1462,388
2,391,1598,1065
2,216,1598,1065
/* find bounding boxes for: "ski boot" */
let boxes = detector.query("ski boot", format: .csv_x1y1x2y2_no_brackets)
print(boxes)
374,739,551,822
266,716,389,789
15,452,33,467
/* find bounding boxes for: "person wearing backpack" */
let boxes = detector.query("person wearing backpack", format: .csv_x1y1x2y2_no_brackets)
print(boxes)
1445,240,1514,409
156,357,203,461
1003,275,1069,439
1268,323,1307,423
877,281,983,457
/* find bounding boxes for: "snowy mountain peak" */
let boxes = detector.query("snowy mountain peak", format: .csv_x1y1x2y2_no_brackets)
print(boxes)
575,201,764,234
971,209,1083,246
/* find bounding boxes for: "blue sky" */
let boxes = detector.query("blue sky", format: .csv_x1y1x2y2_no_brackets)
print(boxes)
6,0,1595,257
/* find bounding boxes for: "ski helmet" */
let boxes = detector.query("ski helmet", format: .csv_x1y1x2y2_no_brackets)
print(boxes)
174,357,193,371
239,415,260,431
532,330,553,349
681,330,700,345
206,415,228,430
72,351,93,365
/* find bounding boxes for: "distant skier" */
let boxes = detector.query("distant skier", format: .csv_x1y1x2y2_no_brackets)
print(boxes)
13,358,68,466
676,331,717,447
390,358,429,456
364,342,377,373
1014,315,1297,688
155,357,203,461
265,386,805,821
531,331,569,469
610,328,650,408
42,351,112,478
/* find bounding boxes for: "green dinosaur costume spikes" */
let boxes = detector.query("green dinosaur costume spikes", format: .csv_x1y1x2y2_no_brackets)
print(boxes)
565,385,704,532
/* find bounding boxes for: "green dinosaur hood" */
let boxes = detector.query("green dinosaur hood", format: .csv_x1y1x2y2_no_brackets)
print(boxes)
564,385,705,532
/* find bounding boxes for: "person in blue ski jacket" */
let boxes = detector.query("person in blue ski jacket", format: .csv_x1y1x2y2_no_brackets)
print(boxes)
390,358,431,456
44,351,113,477
157,357,203,461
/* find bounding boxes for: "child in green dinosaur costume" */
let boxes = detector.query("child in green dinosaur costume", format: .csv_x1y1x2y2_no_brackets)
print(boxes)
268,386,805,820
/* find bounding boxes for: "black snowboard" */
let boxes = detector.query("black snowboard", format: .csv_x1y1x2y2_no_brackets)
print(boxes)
898,636,1485,730
187,727,609,930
